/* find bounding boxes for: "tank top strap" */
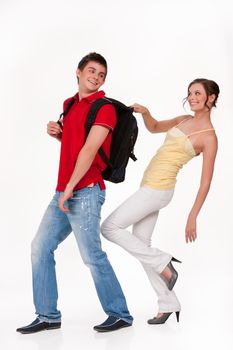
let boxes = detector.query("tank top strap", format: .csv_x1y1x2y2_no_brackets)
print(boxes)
187,128,215,137
175,117,192,127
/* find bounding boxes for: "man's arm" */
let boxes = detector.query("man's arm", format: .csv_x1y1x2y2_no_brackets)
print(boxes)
58,125,110,212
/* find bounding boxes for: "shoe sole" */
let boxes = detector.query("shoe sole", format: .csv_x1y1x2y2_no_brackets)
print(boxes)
94,323,132,333
17,325,61,334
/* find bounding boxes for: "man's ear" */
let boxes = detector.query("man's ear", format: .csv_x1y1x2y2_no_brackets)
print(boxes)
76,68,81,79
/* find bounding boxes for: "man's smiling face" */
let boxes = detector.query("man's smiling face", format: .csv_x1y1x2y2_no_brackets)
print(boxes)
76,61,106,94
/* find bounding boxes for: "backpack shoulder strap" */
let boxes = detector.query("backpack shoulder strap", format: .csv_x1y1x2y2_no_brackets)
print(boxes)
57,97,75,127
85,97,113,131
85,97,114,167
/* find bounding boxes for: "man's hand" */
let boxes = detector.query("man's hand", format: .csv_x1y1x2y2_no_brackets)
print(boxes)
58,186,73,213
47,121,62,140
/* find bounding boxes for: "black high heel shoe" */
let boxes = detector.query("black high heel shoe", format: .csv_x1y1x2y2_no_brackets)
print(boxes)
147,311,180,325
162,257,182,291
171,257,182,263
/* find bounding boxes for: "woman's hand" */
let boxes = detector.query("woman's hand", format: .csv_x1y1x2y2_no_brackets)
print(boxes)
185,214,197,243
131,103,149,115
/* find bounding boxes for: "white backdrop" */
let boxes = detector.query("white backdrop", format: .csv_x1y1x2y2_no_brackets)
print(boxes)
1,0,233,349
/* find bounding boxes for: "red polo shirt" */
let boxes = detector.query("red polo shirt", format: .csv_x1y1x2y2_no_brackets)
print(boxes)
56,90,116,191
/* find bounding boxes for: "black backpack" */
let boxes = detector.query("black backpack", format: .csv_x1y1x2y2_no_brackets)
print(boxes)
58,97,138,183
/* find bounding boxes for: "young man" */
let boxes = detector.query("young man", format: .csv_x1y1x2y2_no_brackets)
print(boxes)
17,52,133,334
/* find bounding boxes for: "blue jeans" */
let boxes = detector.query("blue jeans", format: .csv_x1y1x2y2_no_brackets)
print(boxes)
31,185,133,323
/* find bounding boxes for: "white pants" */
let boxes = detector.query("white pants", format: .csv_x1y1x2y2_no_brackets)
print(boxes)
101,186,181,313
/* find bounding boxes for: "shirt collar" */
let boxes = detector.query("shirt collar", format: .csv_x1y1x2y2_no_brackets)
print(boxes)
74,90,105,103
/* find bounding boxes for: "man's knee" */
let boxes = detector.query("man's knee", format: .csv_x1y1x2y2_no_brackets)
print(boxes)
31,236,43,265
31,234,56,265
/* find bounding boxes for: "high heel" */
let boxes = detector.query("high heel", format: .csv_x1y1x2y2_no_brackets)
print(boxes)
162,257,181,291
147,311,180,325
171,257,182,264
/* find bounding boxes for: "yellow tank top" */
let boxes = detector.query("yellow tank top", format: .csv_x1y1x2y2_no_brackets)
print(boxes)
141,125,214,190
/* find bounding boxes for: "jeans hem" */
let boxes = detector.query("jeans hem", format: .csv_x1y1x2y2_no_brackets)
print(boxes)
37,315,61,323
107,313,133,324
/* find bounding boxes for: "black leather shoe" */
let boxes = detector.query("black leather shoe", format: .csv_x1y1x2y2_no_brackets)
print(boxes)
93,316,132,332
16,318,61,334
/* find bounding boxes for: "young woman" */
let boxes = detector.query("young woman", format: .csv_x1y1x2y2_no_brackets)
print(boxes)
101,78,219,325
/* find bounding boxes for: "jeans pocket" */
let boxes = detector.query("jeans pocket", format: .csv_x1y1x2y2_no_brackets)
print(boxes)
98,193,105,206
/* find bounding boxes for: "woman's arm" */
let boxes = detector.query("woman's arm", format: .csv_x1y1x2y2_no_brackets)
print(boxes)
132,103,188,133
185,134,218,243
